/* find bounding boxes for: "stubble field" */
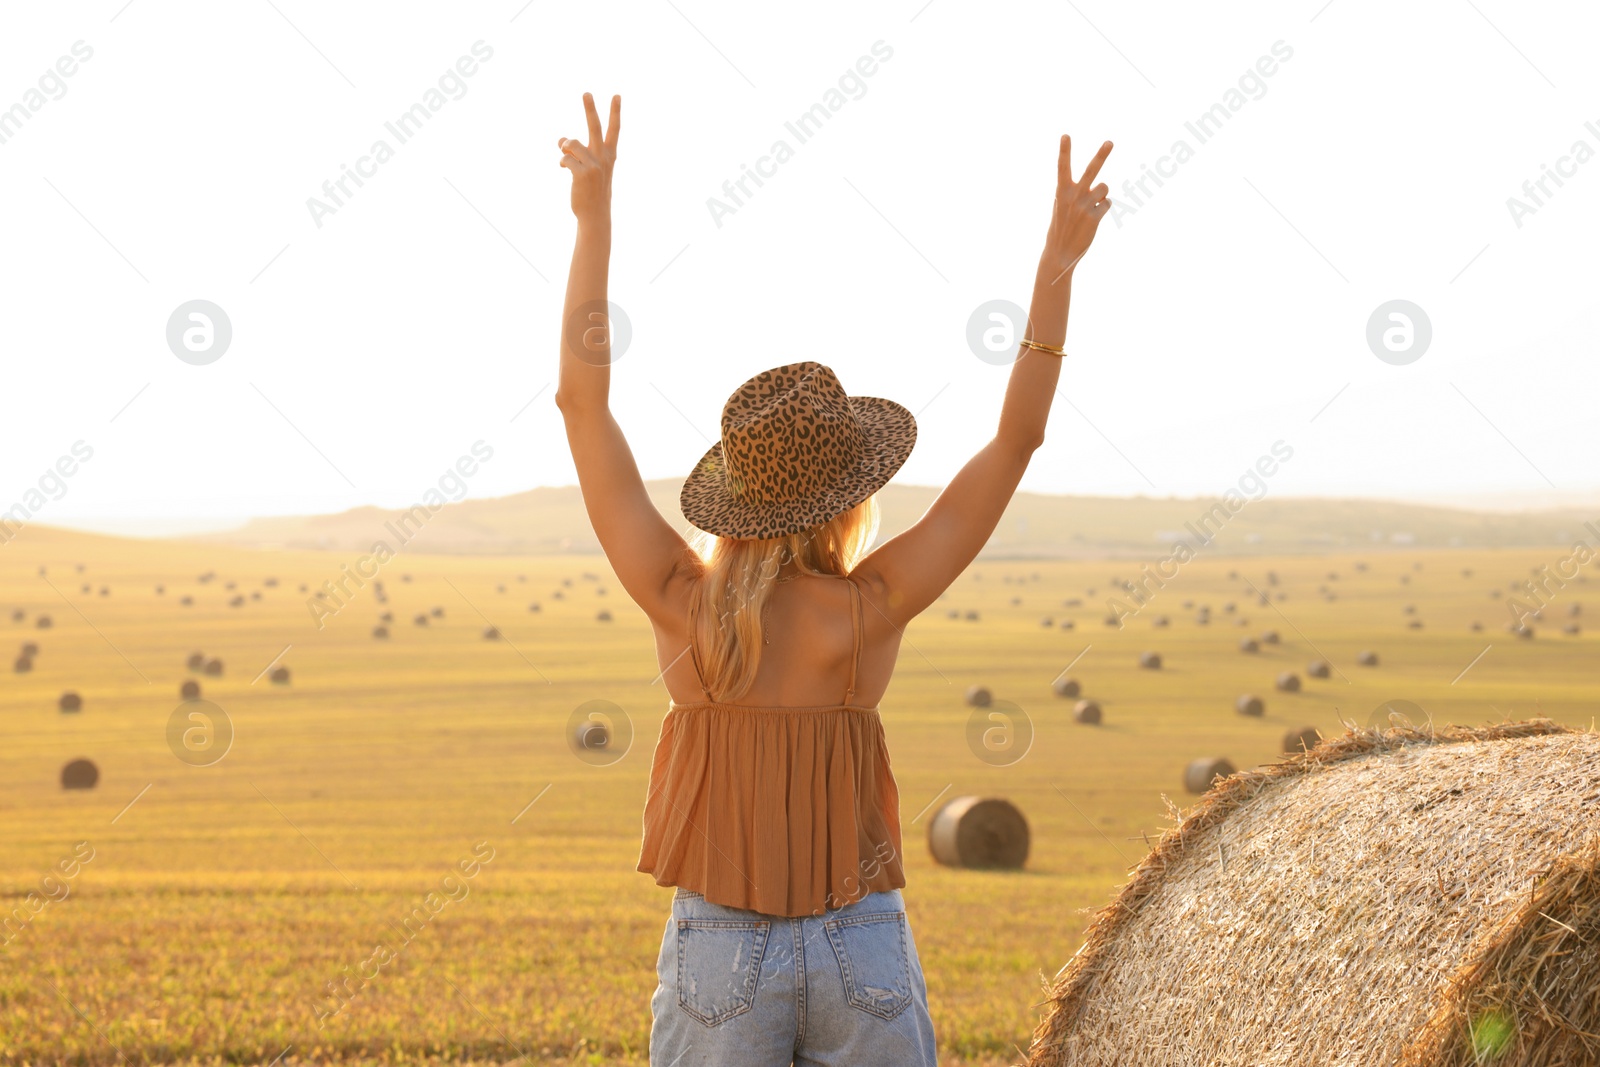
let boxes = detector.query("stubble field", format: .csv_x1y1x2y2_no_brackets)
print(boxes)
1,527,1593,1066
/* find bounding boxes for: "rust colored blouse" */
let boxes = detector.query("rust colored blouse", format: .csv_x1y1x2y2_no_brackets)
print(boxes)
636,574,907,917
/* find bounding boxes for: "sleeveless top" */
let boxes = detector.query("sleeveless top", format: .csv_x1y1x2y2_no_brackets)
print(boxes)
635,574,907,917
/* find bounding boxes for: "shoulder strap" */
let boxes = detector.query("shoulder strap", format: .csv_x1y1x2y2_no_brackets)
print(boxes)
685,591,715,701
844,575,864,704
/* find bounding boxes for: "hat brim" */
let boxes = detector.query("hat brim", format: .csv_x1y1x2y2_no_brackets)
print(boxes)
679,396,916,540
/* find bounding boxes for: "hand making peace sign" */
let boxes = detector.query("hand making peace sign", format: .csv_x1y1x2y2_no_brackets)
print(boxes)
559,92,620,223
1043,135,1113,280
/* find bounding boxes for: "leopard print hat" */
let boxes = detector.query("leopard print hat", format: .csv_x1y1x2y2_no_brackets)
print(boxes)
680,361,917,540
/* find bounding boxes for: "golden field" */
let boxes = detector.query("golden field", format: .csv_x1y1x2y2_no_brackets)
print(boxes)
1,526,1593,1066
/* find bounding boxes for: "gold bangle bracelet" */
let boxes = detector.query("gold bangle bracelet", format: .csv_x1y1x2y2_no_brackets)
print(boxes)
1019,337,1066,356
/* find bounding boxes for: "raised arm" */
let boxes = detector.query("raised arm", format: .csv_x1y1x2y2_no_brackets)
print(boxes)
553,93,696,620
857,135,1112,626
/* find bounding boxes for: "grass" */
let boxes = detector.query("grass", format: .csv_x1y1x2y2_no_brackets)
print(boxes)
0,526,1592,1065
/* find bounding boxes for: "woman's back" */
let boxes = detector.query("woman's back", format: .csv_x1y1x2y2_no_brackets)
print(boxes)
666,571,901,711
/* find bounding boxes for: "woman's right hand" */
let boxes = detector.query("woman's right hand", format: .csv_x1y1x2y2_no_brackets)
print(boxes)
559,92,620,224
1040,135,1112,280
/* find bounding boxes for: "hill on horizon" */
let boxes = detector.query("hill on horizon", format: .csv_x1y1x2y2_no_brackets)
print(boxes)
183,479,1600,559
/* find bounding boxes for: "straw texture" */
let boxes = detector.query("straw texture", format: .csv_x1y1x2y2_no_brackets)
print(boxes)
1025,720,1600,1067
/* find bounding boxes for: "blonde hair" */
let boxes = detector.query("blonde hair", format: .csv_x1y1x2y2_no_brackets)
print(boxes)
687,495,881,701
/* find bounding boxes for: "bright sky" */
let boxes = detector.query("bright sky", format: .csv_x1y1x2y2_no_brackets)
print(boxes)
2,0,1597,535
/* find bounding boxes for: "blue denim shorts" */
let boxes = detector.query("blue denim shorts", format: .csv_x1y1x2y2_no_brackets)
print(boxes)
649,886,938,1065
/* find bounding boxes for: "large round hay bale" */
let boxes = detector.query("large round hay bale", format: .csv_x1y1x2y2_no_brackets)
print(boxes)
186,651,204,671
1275,671,1302,693
22,642,38,657
1282,724,1320,753
1024,721,1600,1067
1051,676,1081,699
1239,637,1259,653
372,625,389,639
1138,651,1161,670
58,691,82,713
1306,659,1331,679
483,626,501,640
202,657,223,677
927,796,1029,870
269,666,290,684
965,685,992,708
1260,629,1280,644
1236,694,1264,717
14,655,32,673
1183,757,1234,794
36,615,52,629
180,680,201,699
11,608,23,621
1358,650,1380,666
60,759,99,790
1072,700,1101,725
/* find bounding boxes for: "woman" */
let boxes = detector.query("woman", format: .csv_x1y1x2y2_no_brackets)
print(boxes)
557,93,1111,1066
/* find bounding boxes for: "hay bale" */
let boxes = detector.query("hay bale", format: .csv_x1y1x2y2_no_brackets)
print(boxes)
927,796,1029,869
1059,619,1075,630
1024,721,1600,1067
180,680,200,699
1040,616,1054,627
529,602,541,613
22,642,38,657
1152,616,1169,628
372,625,389,639
269,666,290,684
1358,650,1380,666
1239,637,1259,653
228,595,245,607
14,655,31,673
483,626,501,640
179,596,193,606
11,608,23,622
1563,622,1580,636
430,607,444,618
574,720,610,750
1138,651,1161,670
187,652,204,671
58,691,82,713
1236,694,1265,717
203,657,223,677
1073,700,1102,725
1052,676,1081,699
1275,671,1302,693
36,615,52,629
1307,659,1331,679
596,610,612,622
414,614,429,626
1470,621,1483,632
379,611,393,623
1281,724,1320,753
965,685,992,708
964,610,979,621
1183,757,1235,794
60,759,98,790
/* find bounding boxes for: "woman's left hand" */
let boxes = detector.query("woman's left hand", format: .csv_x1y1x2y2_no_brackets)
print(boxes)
560,92,620,223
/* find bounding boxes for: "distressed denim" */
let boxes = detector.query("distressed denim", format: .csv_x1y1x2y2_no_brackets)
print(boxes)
649,886,938,1065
